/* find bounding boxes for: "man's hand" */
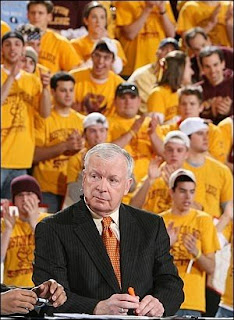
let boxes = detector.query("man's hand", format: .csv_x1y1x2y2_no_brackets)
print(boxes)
40,70,51,89
23,194,40,231
161,163,178,185
136,295,164,317
2,200,17,231
93,293,139,315
167,221,180,246
131,115,146,135
33,279,67,308
64,130,84,155
148,114,160,136
216,96,232,115
1,288,37,315
226,2,233,26
148,156,163,184
183,232,198,257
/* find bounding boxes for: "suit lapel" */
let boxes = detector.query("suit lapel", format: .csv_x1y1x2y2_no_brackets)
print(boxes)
72,200,120,292
119,205,140,292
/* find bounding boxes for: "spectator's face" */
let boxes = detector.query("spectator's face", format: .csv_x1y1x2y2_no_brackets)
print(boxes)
84,7,106,34
2,38,24,65
179,95,203,120
91,49,114,79
170,181,195,213
27,4,52,30
23,56,36,73
115,93,140,118
52,81,74,108
14,192,39,217
188,34,210,57
83,154,132,217
164,142,188,167
201,53,225,86
181,57,194,85
84,125,108,148
27,39,41,54
190,129,209,153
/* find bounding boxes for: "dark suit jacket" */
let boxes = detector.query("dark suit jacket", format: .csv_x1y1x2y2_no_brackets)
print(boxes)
33,199,184,315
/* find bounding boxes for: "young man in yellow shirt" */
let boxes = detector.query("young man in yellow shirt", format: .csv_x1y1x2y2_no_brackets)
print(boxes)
70,39,123,116
33,72,84,213
1,175,48,288
1,31,50,199
161,169,220,317
27,0,80,73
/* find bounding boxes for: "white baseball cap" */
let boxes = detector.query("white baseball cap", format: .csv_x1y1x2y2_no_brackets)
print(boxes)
164,130,190,148
83,112,108,129
179,117,208,135
169,169,196,189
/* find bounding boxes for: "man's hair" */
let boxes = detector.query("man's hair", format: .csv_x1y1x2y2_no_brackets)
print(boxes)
184,27,208,48
159,50,187,92
92,42,114,59
84,143,134,178
82,1,107,28
27,1,54,13
172,175,195,191
178,85,203,103
199,46,224,66
50,72,75,89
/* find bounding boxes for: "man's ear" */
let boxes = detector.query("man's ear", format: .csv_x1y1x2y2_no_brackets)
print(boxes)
47,12,53,24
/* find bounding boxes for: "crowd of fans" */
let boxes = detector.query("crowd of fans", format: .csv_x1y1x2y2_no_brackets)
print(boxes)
1,0,233,317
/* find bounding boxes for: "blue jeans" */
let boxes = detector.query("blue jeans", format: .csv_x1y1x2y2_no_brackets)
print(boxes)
42,192,63,213
176,309,201,317
215,306,234,318
1,168,27,199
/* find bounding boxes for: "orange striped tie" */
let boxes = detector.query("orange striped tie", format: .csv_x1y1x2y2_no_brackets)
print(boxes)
102,217,121,287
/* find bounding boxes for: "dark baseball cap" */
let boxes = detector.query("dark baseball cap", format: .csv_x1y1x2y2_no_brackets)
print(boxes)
115,83,139,97
2,31,25,45
159,37,179,50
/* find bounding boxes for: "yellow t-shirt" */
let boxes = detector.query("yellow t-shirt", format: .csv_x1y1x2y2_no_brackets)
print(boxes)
71,35,127,67
1,67,42,169
156,121,226,163
140,174,172,214
183,156,233,218
176,1,232,47
2,212,48,287
1,20,11,37
114,1,175,75
108,114,154,183
39,29,81,73
220,225,233,308
70,68,123,116
160,208,220,312
128,63,156,114
147,85,179,124
33,109,84,195
218,117,233,162
67,148,87,184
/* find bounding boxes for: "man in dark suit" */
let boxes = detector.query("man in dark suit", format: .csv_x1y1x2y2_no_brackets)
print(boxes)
33,143,184,316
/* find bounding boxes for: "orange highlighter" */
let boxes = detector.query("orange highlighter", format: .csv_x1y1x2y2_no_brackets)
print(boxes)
128,287,136,296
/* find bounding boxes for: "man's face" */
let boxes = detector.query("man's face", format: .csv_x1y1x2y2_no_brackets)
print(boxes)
170,181,196,213
201,53,225,86
2,38,24,65
84,125,107,148
164,142,188,167
91,49,114,79
179,95,203,120
14,191,39,219
27,4,52,30
52,81,74,108
27,39,41,54
190,129,209,153
188,33,210,57
115,93,140,118
83,154,132,217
